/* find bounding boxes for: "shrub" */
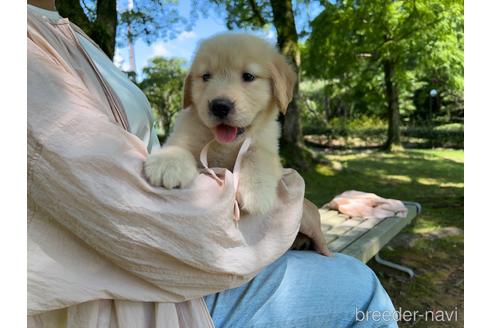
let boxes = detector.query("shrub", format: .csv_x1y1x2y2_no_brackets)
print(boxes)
304,120,463,149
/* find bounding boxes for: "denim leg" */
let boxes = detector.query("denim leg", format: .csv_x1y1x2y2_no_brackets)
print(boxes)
204,251,397,328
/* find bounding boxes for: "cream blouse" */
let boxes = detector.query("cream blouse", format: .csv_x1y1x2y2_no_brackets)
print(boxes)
28,5,160,153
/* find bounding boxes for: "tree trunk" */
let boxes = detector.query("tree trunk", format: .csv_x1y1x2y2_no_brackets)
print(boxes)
323,87,331,123
56,0,117,59
383,60,401,150
269,0,302,146
95,0,117,59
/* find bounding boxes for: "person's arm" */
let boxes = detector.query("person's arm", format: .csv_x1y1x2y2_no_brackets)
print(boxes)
28,37,261,299
299,199,331,256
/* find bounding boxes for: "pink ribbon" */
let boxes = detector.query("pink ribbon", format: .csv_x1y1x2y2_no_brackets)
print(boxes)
199,137,252,224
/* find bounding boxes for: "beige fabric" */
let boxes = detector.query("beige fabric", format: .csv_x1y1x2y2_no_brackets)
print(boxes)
27,8,305,328
325,190,408,219
29,4,160,153
27,299,212,328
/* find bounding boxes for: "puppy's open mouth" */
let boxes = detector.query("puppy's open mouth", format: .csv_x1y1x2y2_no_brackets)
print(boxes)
213,124,246,143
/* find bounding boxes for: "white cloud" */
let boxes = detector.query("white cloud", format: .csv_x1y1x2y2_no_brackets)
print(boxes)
177,31,197,41
265,30,276,43
152,41,171,57
113,48,130,71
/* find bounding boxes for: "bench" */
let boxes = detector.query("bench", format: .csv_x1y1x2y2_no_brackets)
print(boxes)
320,201,421,277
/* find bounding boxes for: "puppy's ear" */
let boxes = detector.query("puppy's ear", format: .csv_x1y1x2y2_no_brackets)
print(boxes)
182,74,193,109
270,54,297,114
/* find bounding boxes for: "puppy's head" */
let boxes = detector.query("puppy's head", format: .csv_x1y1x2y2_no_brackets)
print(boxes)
183,33,296,144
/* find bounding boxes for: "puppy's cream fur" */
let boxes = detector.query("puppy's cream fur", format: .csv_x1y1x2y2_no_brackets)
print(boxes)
144,33,296,214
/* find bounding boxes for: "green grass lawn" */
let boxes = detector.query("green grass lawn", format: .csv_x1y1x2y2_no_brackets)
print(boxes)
300,148,464,327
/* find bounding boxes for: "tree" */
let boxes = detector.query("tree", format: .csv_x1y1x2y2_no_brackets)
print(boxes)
210,0,306,166
305,0,464,150
56,0,188,60
139,57,186,140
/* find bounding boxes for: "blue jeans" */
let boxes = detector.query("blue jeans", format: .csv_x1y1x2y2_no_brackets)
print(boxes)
204,251,398,328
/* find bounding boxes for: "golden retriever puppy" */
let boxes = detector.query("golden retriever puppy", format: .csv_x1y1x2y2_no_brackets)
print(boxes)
144,33,296,215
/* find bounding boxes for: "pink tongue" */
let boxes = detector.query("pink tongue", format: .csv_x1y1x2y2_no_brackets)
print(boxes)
214,124,238,143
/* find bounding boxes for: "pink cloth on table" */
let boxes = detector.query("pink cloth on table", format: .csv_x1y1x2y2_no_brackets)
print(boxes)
325,190,408,219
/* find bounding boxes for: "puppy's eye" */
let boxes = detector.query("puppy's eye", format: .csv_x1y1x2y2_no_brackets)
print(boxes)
242,72,255,82
202,73,211,82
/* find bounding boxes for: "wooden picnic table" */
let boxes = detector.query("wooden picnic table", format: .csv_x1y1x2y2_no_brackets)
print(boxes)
320,202,421,276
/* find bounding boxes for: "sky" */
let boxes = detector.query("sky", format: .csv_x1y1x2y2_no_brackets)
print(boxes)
113,0,278,81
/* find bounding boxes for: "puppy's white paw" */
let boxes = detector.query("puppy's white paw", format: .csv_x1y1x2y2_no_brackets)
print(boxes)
144,146,198,189
237,181,277,215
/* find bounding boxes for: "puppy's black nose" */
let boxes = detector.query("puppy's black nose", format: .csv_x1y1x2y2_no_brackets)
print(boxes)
209,98,234,119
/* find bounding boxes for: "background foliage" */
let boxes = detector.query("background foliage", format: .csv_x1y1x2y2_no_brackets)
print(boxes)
138,57,186,139
57,0,464,154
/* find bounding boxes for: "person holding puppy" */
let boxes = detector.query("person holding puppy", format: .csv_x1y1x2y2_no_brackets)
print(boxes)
27,1,398,327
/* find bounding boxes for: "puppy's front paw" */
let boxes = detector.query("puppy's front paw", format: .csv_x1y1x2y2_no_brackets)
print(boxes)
237,181,277,215
144,146,198,189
